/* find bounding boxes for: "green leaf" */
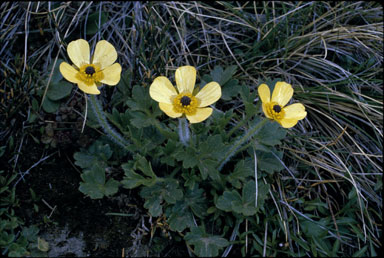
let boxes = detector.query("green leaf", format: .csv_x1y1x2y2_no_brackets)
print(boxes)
28,113,37,123
129,111,153,128
121,157,158,189
74,141,112,169
162,180,183,204
46,81,73,101
184,186,208,219
227,159,254,189
79,164,119,199
199,134,224,160
303,198,329,212
166,202,195,232
181,169,201,190
221,78,240,100
140,179,183,217
221,65,238,86
263,78,282,92
175,147,198,168
240,181,257,216
201,65,238,100
143,194,163,217
45,58,64,85
126,85,152,112
184,227,229,257
256,150,284,174
93,165,105,185
104,179,120,196
134,155,156,178
352,245,368,257
107,108,130,133
42,97,60,113
128,126,166,153
332,239,340,256
32,98,39,111
254,180,269,209
198,159,219,181
74,152,99,169
335,217,357,225
210,66,224,84
216,181,268,216
115,69,132,97
210,108,234,130
0,231,15,246
174,135,224,178
79,174,104,199
301,220,327,238
0,146,6,157
228,181,257,216
8,244,28,257
254,119,287,146
21,225,39,242
159,140,178,166
216,190,242,212
121,169,147,189
239,85,259,118
86,12,108,35
207,65,237,87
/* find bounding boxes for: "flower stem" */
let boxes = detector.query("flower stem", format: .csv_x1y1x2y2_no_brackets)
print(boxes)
81,92,88,133
88,95,131,152
178,117,190,146
218,117,269,171
226,116,248,139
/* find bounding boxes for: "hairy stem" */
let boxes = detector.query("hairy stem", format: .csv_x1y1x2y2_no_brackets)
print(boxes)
178,117,190,146
88,94,131,152
218,117,269,171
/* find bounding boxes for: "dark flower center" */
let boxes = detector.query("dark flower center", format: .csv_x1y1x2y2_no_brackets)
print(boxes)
180,96,191,106
85,66,96,75
273,105,282,113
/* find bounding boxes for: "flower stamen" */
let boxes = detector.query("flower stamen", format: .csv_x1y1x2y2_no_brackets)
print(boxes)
85,66,96,75
266,102,285,121
180,96,191,106
173,93,198,115
273,104,281,113
77,64,104,86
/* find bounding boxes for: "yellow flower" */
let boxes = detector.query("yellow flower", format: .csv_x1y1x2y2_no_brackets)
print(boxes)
149,66,221,123
258,81,307,128
59,39,122,95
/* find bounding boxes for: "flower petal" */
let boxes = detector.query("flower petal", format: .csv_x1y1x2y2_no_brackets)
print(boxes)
186,107,213,123
262,103,273,119
159,103,182,118
283,103,307,120
92,40,118,69
60,62,80,84
271,81,293,107
175,66,196,94
258,83,271,103
149,76,178,104
67,39,90,68
100,63,122,86
77,81,100,95
195,82,221,107
279,118,300,128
